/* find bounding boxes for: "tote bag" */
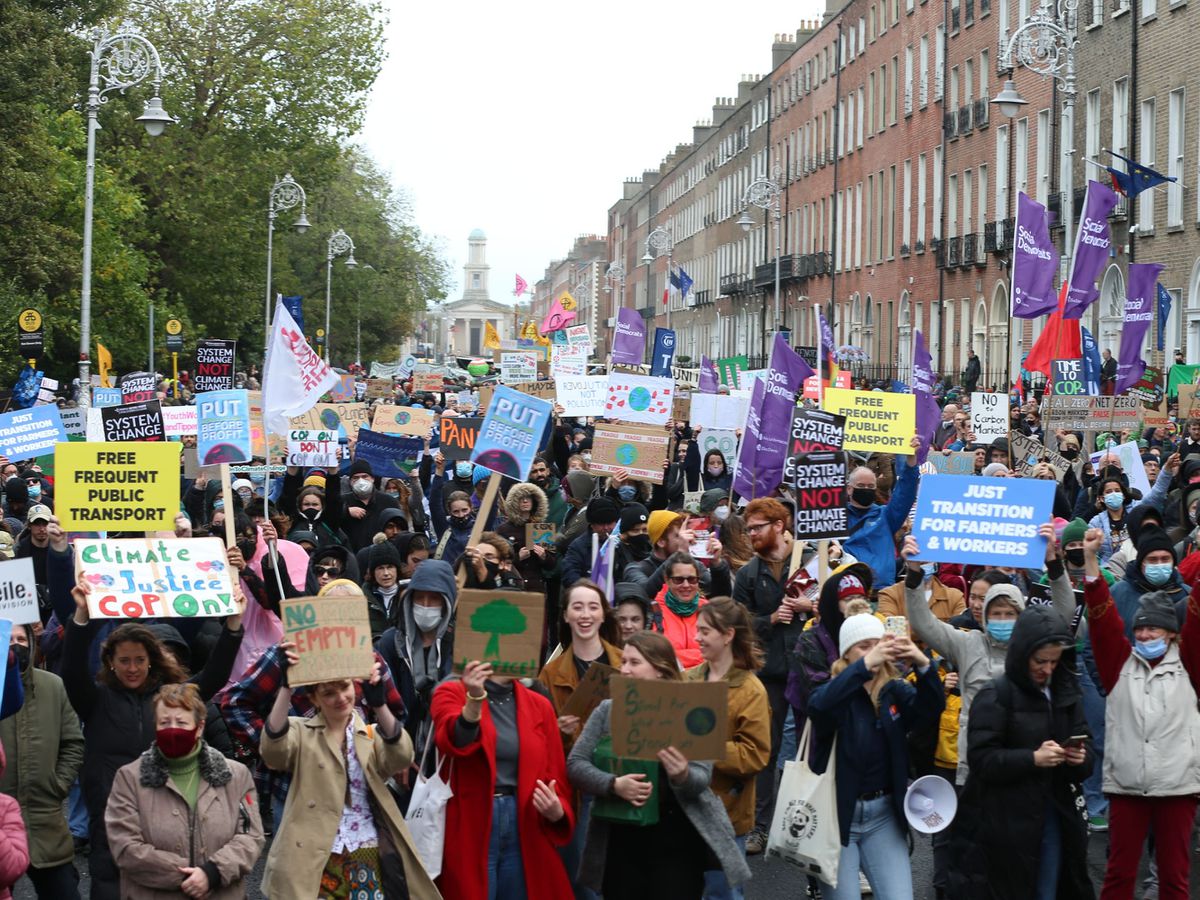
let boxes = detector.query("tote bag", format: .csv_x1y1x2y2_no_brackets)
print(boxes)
766,719,842,888
404,725,454,879
590,735,660,826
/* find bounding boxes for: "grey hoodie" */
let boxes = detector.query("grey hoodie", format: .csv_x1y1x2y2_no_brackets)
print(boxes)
393,559,458,688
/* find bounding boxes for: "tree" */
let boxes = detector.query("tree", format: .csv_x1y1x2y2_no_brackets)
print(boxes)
470,598,527,659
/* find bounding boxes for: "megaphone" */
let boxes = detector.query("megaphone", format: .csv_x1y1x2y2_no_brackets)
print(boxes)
904,775,958,834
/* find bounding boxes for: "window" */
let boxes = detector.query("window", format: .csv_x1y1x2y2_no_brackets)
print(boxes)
887,165,896,256
878,66,887,131
1036,109,1051,206
1085,89,1101,161
920,35,930,106
979,51,989,99
996,124,1010,218
964,168,974,236
858,86,866,146
1015,117,1029,195
903,159,913,248
979,165,989,227
855,182,864,268
839,99,847,156
1113,78,1130,167
934,147,944,239
949,174,959,237
905,46,914,114
890,57,899,124
847,93,855,154
868,72,876,134
869,6,876,39
866,175,875,261
918,153,928,244
859,17,866,51
1141,97,1156,226
950,67,960,112
1169,88,1184,227
965,59,975,104
472,274,480,288
1144,0,1156,16
935,26,945,99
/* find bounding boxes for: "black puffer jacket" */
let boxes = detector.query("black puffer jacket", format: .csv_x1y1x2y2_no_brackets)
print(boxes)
495,482,556,594
948,605,1094,900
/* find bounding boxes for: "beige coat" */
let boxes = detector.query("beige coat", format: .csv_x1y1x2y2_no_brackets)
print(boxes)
876,577,965,623
261,712,441,900
105,743,264,900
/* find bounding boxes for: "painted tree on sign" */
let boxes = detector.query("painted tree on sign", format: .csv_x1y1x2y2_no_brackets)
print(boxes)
471,599,526,659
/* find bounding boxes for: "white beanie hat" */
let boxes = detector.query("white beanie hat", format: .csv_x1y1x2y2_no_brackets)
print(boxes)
839,613,885,657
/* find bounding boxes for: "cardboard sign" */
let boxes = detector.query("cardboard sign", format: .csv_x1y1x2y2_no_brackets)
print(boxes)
452,589,545,677
55,442,181,531
193,340,236,393
1051,358,1085,396
526,523,556,548
196,390,251,466
471,386,553,481
559,661,617,719
0,406,67,461
161,405,197,437
929,451,978,475
280,595,375,687
821,388,915,454
971,392,1009,443
605,374,675,425
59,408,86,438
791,452,848,539
372,405,433,438
698,428,739,461
1044,395,1142,431
101,400,165,442
590,424,671,483
412,372,444,393
290,402,370,442
511,380,556,402
500,352,538,383
364,377,393,400
75,537,237,619
287,429,338,466
0,557,40,625
556,375,607,416
911,475,1053,568
609,675,729,761
329,373,357,402
1008,432,1074,480
119,371,157,403
689,393,750,430
439,416,483,461
354,428,423,478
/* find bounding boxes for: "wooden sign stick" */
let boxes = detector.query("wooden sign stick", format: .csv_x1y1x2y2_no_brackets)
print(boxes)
220,463,236,549
456,472,503,588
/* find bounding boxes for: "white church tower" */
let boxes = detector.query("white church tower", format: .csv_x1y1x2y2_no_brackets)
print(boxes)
438,229,513,359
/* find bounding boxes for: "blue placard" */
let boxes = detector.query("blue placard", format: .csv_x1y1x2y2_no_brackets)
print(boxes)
354,428,423,478
92,388,123,407
0,406,67,462
911,475,1053,568
471,385,553,481
0,620,11,703
650,328,676,377
196,389,251,466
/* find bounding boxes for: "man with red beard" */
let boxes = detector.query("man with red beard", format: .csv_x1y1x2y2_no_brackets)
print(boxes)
732,497,811,853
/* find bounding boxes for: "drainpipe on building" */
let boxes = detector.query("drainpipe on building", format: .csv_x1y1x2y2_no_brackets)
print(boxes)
937,0,950,381
830,21,844,341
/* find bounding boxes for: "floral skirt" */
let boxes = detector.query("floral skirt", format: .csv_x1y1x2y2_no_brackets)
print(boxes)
318,845,384,900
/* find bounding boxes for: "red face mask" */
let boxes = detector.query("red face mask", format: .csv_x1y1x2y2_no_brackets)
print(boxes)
156,726,198,759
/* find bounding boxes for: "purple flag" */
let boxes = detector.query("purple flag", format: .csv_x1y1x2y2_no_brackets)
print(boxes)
731,333,813,498
699,356,719,394
1011,192,1059,319
1115,262,1164,395
911,330,939,465
1063,180,1119,319
610,307,646,366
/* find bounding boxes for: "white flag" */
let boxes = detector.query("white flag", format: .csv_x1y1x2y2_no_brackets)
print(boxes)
262,295,338,436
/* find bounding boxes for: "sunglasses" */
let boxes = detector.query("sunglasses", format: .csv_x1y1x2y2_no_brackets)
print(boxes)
313,565,342,577
669,575,699,585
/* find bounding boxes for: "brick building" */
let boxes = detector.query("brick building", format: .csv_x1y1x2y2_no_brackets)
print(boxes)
530,234,608,349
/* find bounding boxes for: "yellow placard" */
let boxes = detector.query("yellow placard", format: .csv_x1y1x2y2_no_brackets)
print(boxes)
821,387,916,454
55,442,182,532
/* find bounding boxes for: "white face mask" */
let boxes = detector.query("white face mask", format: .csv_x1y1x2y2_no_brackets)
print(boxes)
713,506,731,522
412,605,443,632
351,478,373,497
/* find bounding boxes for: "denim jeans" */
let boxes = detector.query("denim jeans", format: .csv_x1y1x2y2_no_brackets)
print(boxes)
821,796,913,900
703,833,748,899
560,793,598,899
777,707,797,772
67,779,88,839
1077,668,1108,819
1035,797,1062,900
488,795,527,900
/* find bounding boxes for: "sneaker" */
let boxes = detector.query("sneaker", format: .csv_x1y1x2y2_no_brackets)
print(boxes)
860,871,873,894
1087,815,1108,833
745,829,767,855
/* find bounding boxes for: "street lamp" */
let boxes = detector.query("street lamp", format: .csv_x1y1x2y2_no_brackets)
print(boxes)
324,229,357,364
643,226,673,327
78,25,173,405
264,174,310,356
740,175,783,362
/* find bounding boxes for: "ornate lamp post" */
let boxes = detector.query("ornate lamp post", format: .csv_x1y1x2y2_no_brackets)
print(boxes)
324,229,357,363
264,174,311,355
641,226,674,328
738,174,784,361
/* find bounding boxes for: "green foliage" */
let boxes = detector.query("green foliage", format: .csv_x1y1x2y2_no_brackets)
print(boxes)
471,599,528,658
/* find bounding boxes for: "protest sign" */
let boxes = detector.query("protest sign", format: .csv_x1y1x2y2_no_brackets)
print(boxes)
92,387,123,407
119,371,157,402
821,388,915,454
1008,432,1077,480
565,325,591,349
1052,359,1085,396
280,595,374,687
452,589,545,677
802,369,853,400
971,392,1008,443
287,429,338,466
556,375,607,416
472,386,553,480
1129,365,1164,406
788,409,846,453
101,400,165,442
698,428,739,462
689,393,750,430
604,373,674,425
791,452,848,539
193,340,236,393
412,372,443,393
55,442,181,531
456,390,476,411
510,381,557,402
1044,395,1142,431
715,356,747,387
526,523,556,548
328,373,357,402
289,402,370,441
372,405,434,437
354,428,423,478
590,424,671,483
161,405,197,438
609,675,728,761
929,451,978,475
551,344,588,377
245,391,285,459
363,377,392,400
500,352,538,383
0,558,40,625
75,537,237,619
0,406,67,461
196,390,251,465
1090,441,1151,499
560,662,618,719
911,475,1053,568
611,308,646,366
439,416,482,461
59,408,86,439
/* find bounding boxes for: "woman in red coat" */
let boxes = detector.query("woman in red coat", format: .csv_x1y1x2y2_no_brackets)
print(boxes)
432,660,575,900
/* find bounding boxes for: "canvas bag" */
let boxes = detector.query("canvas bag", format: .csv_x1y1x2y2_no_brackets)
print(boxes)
589,734,660,826
404,724,454,878
766,719,842,888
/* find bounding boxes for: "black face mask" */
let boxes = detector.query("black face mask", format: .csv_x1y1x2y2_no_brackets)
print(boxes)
850,487,877,507
299,507,322,522
1065,548,1085,567
624,534,653,560
11,645,29,671
237,539,257,561
450,514,472,531
1061,449,1079,460
482,559,501,582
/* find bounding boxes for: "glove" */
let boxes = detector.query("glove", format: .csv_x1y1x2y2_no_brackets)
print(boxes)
361,676,387,709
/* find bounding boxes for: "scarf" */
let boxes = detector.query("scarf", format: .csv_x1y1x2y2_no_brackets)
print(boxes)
664,589,700,618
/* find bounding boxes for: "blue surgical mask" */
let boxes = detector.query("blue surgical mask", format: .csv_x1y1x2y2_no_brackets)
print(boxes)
455,463,472,479
986,620,1016,642
921,563,937,580
1104,492,1124,511
249,473,265,485
1144,562,1174,586
26,484,39,500
617,485,637,502
1134,637,1168,660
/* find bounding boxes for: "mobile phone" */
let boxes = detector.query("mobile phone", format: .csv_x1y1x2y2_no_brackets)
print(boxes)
1064,735,1087,750
884,616,908,638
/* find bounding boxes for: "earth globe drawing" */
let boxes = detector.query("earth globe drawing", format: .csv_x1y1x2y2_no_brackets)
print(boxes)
615,443,639,467
318,409,340,430
685,707,718,737
394,410,412,425
473,448,520,479
628,386,653,411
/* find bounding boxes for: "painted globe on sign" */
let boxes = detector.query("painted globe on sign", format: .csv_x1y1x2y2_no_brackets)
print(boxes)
394,410,412,425
318,409,340,430
628,386,653,411
467,360,489,377
685,707,718,737
615,443,639,467
472,449,520,479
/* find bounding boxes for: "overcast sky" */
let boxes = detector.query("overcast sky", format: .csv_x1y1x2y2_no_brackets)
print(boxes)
361,0,824,305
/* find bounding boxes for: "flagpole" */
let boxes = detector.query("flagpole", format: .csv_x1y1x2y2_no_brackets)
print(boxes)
814,305,824,408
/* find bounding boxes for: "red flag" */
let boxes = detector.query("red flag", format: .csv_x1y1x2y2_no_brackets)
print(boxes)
1024,283,1081,375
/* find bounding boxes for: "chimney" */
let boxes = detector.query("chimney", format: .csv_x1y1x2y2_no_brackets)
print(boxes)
772,33,798,68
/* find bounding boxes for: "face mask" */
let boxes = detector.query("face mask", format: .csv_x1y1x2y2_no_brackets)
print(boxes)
237,538,256,561
11,645,29,671
1134,637,1168,660
352,479,373,498
582,453,592,462
707,465,724,476
156,726,198,759
713,506,731,522
1061,448,1079,460
986,620,1016,642
412,605,443,632
921,563,937,580
450,514,472,530
1065,548,1085,567
625,534,653,560
249,473,265,485
1144,562,1174,586
851,487,876,507
26,485,40,500
300,507,322,522
1104,492,1124,511
385,491,400,500
455,463,473,479
617,486,637,502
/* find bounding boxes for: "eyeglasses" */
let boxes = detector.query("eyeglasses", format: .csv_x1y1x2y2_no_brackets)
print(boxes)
313,565,342,577
746,521,773,534
669,575,699,585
